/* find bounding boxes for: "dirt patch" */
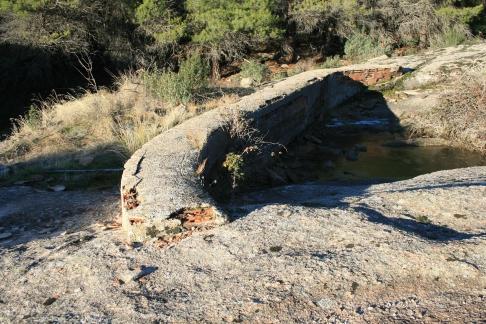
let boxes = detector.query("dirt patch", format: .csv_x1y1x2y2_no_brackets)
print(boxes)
174,207,216,230
141,207,220,247
343,67,403,85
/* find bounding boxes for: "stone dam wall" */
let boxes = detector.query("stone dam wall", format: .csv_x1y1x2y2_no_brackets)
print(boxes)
120,65,402,241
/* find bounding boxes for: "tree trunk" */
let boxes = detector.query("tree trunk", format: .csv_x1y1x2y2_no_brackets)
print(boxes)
211,55,221,80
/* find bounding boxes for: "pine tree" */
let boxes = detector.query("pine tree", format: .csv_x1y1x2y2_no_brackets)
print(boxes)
185,0,283,78
135,0,186,46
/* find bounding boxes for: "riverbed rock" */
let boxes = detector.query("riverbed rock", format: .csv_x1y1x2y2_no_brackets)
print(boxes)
0,167,484,322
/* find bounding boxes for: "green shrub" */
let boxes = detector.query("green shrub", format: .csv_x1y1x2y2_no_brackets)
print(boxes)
240,60,270,85
143,54,209,105
0,0,74,14
178,53,210,90
436,5,484,25
415,215,431,224
151,17,187,45
430,24,470,48
223,152,245,189
320,55,342,69
469,6,486,34
344,33,386,62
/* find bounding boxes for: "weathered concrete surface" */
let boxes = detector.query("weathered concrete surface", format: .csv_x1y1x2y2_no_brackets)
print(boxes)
0,167,485,322
367,42,486,89
121,66,401,241
121,43,486,243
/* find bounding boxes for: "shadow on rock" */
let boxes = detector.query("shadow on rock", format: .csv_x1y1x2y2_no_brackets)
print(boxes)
0,185,120,249
226,170,486,243
352,205,485,242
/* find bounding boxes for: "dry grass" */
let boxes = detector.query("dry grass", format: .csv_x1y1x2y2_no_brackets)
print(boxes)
409,65,486,153
0,71,240,170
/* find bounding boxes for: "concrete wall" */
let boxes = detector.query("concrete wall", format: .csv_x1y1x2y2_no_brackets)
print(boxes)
120,66,401,241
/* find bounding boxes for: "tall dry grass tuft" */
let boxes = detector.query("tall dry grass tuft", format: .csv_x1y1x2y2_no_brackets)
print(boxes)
409,65,486,153
0,70,240,170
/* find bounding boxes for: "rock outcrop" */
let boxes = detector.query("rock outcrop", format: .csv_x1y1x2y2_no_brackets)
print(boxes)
1,167,484,322
121,65,402,241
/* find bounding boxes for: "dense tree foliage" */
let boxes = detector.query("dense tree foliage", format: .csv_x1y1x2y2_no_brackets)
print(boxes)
0,0,485,77
135,0,186,47
0,0,486,66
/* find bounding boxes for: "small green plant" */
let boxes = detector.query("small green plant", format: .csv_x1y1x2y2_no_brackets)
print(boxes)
23,106,43,128
415,215,431,224
344,33,386,62
178,53,210,89
240,60,270,85
143,54,209,105
223,152,245,189
320,55,342,69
